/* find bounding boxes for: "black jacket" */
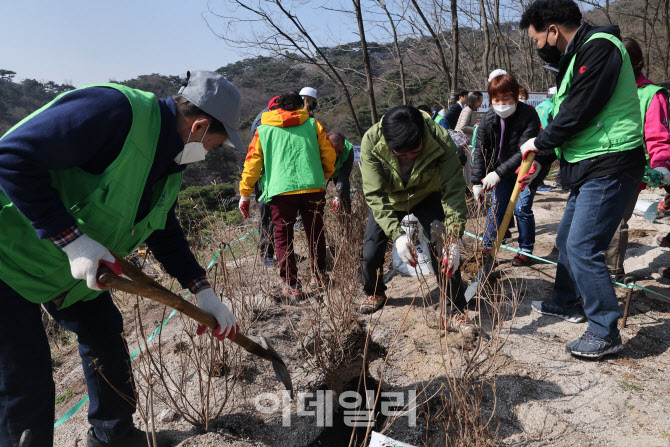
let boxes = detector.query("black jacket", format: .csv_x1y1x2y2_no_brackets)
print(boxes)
472,102,549,188
535,23,646,189
445,102,463,129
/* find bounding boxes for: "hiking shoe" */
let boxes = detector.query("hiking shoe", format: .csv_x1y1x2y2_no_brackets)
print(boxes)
359,294,387,314
264,257,277,268
565,330,623,359
531,300,586,323
445,312,478,337
86,427,169,447
309,272,330,291
281,283,305,303
511,253,530,266
656,235,670,248
659,267,670,279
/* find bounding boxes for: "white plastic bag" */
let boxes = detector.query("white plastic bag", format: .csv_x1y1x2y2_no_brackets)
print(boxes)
392,214,434,276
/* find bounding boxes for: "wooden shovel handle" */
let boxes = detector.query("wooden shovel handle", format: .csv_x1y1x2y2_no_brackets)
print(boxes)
491,152,536,259
98,263,264,357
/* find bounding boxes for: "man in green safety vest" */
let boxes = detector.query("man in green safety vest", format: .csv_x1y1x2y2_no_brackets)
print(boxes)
519,0,647,359
0,71,244,446
327,132,354,213
534,86,556,129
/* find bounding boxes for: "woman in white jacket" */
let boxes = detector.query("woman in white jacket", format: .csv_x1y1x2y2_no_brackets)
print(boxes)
455,91,483,141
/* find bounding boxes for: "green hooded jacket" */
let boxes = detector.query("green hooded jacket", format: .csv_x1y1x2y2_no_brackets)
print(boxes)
360,111,467,241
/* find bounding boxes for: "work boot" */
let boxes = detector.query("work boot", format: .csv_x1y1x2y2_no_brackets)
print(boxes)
86,427,169,447
264,257,277,268
445,312,478,337
359,294,387,314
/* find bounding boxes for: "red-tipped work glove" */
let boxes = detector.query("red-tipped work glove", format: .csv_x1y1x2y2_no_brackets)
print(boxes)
472,185,484,202
195,287,238,341
658,194,670,214
239,196,251,218
520,137,539,161
516,161,542,192
442,239,462,279
395,233,418,267
331,197,340,211
482,171,501,191
61,233,122,290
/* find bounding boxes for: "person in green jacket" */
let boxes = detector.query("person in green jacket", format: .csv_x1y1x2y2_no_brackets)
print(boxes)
520,0,647,359
359,105,471,331
534,87,556,129
327,132,354,213
0,71,243,447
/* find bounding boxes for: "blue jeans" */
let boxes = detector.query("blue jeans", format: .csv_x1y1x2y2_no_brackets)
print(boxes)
554,167,643,338
0,280,136,446
483,176,536,252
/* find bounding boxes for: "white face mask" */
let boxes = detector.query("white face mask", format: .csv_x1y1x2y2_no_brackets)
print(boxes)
492,104,516,119
519,99,527,103
174,122,210,164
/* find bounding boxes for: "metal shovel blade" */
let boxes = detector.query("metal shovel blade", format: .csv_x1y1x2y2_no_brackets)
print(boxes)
258,335,293,399
644,200,661,222
464,256,494,302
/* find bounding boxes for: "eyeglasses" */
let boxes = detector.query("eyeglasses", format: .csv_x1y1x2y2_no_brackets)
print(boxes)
392,144,423,158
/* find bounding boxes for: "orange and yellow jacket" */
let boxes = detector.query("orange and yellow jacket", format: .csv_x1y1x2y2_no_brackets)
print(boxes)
239,108,336,198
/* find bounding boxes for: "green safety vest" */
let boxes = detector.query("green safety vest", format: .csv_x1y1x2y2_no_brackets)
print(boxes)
258,118,326,202
434,115,448,128
637,83,668,129
333,139,353,179
552,32,643,162
0,84,183,307
535,98,554,129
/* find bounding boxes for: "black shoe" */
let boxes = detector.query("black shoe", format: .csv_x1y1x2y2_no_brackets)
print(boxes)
86,427,169,447
531,300,586,323
565,330,623,359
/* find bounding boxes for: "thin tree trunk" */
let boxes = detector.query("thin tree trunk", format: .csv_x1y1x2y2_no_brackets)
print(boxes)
353,0,379,123
451,0,459,91
665,0,670,78
379,0,407,104
271,0,364,137
410,0,452,88
479,0,491,81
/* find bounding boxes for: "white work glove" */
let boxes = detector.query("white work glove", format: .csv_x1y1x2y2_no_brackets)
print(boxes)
61,233,122,291
516,161,542,191
520,137,539,161
239,196,251,218
482,171,501,191
195,288,238,340
654,166,670,185
442,239,462,279
472,185,484,202
395,233,418,267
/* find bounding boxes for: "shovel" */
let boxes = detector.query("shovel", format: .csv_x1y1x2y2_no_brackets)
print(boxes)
97,255,293,398
464,152,536,301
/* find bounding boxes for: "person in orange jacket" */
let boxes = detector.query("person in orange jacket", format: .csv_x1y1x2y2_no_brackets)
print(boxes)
238,91,336,299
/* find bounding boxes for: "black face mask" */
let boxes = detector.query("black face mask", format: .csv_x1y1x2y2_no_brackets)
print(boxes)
537,30,562,64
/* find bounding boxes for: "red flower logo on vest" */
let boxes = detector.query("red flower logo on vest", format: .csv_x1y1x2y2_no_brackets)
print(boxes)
579,65,587,74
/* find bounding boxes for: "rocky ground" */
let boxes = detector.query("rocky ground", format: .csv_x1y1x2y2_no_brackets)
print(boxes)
50,187,670,446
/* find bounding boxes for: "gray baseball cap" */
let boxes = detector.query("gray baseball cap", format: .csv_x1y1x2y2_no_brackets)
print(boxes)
178,70,246,153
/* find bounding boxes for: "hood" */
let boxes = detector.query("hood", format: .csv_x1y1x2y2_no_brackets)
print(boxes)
260,108,310,128
636,73,654,88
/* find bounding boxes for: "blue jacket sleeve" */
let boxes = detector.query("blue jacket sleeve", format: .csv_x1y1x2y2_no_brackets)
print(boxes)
144,206,207,289
0,87,132,238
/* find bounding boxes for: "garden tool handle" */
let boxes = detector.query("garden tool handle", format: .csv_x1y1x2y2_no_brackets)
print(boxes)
491,152,535,259
97,264,275,360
